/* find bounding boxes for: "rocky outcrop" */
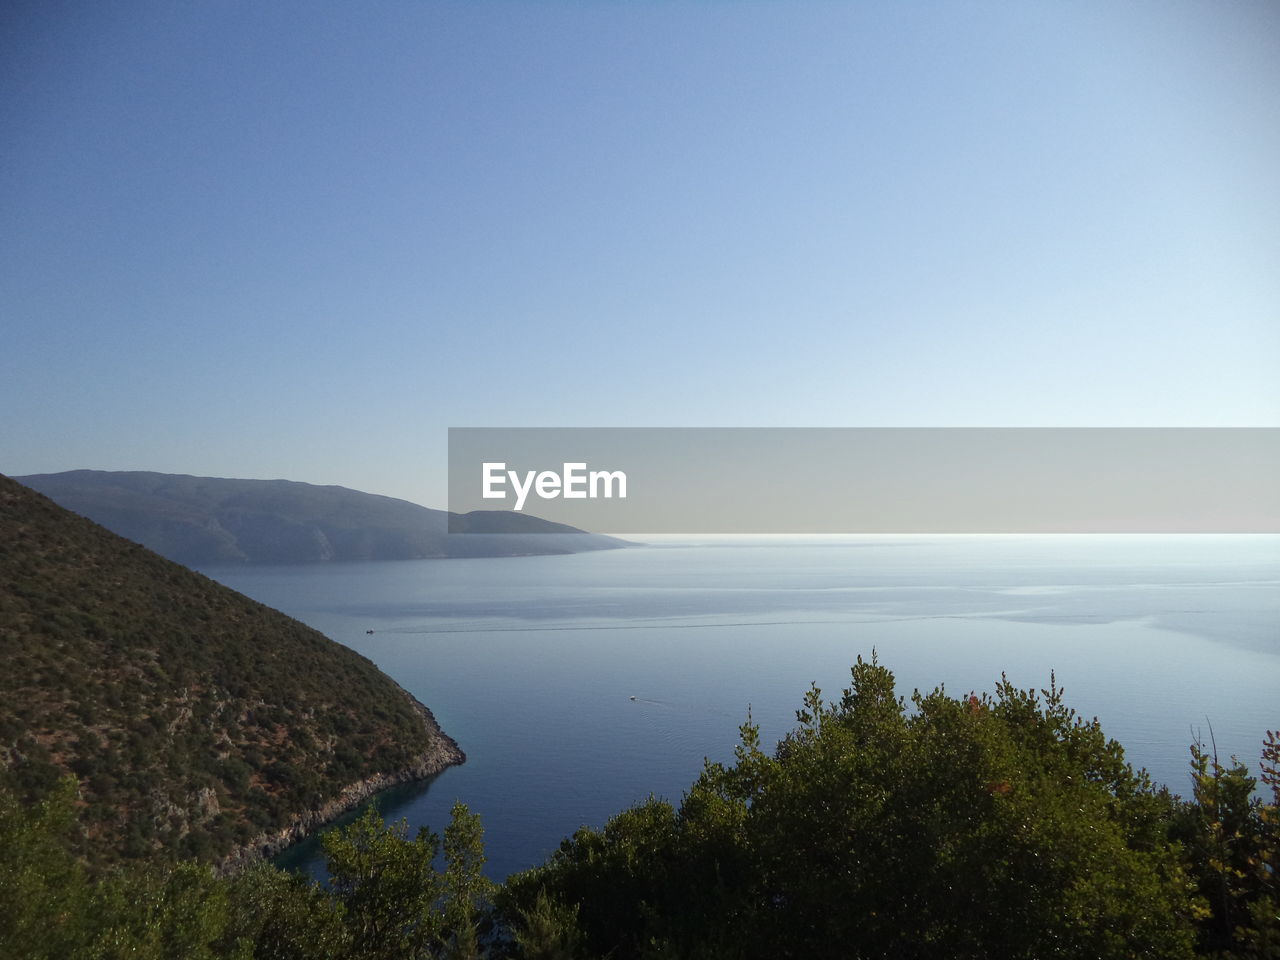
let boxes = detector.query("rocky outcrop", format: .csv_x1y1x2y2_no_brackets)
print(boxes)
216,694,465,874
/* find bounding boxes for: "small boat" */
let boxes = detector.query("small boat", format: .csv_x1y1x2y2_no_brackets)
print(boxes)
366,629,374,634
629,695,636,701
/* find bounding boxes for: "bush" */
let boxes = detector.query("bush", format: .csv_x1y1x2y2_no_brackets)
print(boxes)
506,655,1200,960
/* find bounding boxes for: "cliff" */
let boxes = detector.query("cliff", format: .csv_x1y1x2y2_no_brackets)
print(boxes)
218,695,464,872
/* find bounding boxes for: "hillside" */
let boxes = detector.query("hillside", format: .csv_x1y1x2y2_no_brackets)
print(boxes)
0,473,463,869
16,470,629,566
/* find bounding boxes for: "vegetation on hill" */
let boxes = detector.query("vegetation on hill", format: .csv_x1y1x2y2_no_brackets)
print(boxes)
0,473,462,869
16,470,628,565
1,781,493,960
2,654,1276,959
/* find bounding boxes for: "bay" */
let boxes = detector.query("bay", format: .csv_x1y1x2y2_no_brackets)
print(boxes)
205,534,1280,881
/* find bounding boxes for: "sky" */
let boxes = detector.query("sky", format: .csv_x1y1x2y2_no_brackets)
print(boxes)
2,1,1277,508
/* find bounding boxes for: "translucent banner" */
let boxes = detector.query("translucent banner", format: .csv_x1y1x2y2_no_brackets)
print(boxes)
448,428,1279,534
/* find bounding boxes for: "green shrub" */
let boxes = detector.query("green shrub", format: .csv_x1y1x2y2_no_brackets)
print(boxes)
506,656,1201,960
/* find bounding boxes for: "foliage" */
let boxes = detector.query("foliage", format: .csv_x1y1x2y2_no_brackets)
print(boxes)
1,777,239,960
503,888,586,960
0,777,90,959
322,804,445,958
0,778,491,959
221,863,351,960
1175,729,1280,957
505,655,1203,959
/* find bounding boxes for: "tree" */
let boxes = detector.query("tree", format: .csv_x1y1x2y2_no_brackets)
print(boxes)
321,800,493,959
1177,729,1280,958
322,805,445,959
506,888,586,960
221,862,351,960
506,655,1200,959
441,801,494,959
0,777,91,960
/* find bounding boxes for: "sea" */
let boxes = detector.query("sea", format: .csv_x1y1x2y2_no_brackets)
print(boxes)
203,534,1280,881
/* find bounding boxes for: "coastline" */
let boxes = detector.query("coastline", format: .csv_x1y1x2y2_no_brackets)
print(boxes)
216,690,465,874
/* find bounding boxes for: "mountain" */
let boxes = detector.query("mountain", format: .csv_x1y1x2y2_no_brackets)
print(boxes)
15,470,630,566
0,473,463,869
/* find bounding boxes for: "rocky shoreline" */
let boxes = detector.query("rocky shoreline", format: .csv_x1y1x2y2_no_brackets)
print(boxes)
216,692,465,874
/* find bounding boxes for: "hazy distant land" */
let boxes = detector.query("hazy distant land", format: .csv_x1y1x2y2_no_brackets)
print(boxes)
16,470,629,566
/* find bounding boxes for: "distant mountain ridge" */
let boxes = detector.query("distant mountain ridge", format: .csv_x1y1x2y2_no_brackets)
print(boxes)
15,470,628,566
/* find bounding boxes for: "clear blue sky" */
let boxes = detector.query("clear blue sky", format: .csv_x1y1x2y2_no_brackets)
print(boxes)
3,1,1277,507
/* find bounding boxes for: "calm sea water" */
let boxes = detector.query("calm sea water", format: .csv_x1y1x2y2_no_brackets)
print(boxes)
205,535,1280,881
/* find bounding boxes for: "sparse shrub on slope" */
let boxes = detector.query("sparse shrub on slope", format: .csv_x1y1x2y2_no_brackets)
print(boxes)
0,474,452,869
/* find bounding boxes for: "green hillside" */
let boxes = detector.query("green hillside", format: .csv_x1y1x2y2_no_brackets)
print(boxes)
16,470,628,566
0,473,462,869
